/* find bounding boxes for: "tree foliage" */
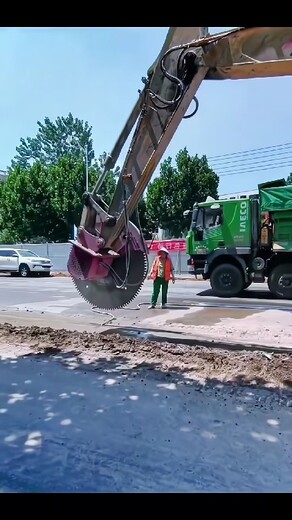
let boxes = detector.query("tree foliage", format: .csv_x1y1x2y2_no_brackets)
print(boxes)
287,173,292,185
0,163,57,242
11,113,94,169
146,148,219,237
1,107,119,244
96,151,120,179
0,155,117,243
137,198,157,240
2,109,220,245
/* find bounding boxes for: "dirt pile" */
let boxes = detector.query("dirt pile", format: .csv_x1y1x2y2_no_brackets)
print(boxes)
0,323,291,390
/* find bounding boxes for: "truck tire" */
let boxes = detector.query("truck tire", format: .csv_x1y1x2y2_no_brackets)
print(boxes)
268,264,292,299
210,263,244,297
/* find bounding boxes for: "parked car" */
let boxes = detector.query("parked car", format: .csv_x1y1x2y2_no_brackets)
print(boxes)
0,248,52,277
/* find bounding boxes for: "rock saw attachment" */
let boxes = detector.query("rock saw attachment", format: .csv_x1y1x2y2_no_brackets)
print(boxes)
68,192,149,310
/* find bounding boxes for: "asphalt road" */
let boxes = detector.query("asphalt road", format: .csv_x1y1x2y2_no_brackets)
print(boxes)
0,276,291,320
0,276,292,493
0,350,291,492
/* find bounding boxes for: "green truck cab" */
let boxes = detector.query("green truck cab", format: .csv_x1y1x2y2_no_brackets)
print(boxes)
184,178,292,298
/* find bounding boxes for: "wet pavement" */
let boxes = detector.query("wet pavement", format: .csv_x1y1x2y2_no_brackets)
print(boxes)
1,276,292,317
0,276,292,350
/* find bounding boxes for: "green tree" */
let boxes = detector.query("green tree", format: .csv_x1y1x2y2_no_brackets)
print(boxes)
146,148,219,237
11,112,94,169
0,228,19,244
90,153,117,205
96,151,120,179
287,173,292,185
0,163,61,242
50,155,116,238
136,198,157,240
0,156,117,243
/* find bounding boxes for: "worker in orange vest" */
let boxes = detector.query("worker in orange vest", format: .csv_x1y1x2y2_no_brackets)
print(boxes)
148,246,175,309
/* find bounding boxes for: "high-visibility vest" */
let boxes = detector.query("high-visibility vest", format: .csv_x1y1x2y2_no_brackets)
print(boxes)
150,256,173,281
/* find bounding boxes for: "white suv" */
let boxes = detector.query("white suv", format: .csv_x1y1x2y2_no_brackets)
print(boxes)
0,248,52,277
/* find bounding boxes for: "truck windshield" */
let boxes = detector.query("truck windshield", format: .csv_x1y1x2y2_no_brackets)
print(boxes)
205,207,222,229
191,206,222,231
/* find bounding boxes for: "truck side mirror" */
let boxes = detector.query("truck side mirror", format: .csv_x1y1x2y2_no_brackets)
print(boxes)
183,210,192,218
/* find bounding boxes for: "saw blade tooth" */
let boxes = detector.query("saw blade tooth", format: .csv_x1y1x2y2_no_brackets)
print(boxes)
72,277,144,310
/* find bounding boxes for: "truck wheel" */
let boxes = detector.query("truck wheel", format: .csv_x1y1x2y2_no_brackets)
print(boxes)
19,263,30,277
210,263,244,297
268,264,292,299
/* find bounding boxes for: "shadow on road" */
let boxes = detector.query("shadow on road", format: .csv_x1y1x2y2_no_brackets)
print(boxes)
197,288,277,300
0,346,292,492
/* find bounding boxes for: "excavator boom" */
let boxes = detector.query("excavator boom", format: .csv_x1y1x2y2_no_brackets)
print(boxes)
67,26,292,310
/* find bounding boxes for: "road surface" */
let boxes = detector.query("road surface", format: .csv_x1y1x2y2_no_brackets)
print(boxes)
0,276,292,493
1,275,292,350
0,343,291,493
0,276,291,319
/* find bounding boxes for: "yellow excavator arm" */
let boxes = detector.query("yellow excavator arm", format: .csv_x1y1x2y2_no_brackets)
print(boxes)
203,27,292,79
67,26,292,310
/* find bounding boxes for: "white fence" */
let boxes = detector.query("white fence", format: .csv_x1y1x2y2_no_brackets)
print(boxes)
0,242,191,274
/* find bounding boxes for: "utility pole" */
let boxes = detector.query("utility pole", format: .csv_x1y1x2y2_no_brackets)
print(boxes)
85,144,89,192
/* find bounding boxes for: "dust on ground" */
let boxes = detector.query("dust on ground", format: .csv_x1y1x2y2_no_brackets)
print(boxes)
51,272,70,277
0,323,291,391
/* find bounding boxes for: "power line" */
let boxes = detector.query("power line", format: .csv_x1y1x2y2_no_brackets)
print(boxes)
209,148,292,167
215,159,292,175
208,141,292,160
205,141,292,181
220,162,292,178
214,160,292,174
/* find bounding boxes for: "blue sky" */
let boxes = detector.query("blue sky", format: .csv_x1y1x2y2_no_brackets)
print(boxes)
1,26,292,195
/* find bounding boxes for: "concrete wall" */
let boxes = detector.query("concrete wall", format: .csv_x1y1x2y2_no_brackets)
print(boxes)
0,243,191,274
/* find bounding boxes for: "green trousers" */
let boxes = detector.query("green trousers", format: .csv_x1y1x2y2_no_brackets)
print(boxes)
151,277,169,305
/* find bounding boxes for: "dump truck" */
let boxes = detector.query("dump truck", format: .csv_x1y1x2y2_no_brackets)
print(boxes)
184,178,292,298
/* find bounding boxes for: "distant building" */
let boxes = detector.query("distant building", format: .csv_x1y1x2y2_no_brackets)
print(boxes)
219,189,258,201
0,170,7,182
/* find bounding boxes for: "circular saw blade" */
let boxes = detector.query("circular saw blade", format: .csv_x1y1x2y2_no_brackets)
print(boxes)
71,250,148,310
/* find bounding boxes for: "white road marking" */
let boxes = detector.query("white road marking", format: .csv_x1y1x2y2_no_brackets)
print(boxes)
9,297,83,314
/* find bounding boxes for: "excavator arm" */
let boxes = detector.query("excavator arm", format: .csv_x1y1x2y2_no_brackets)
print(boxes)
67,26,292,310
